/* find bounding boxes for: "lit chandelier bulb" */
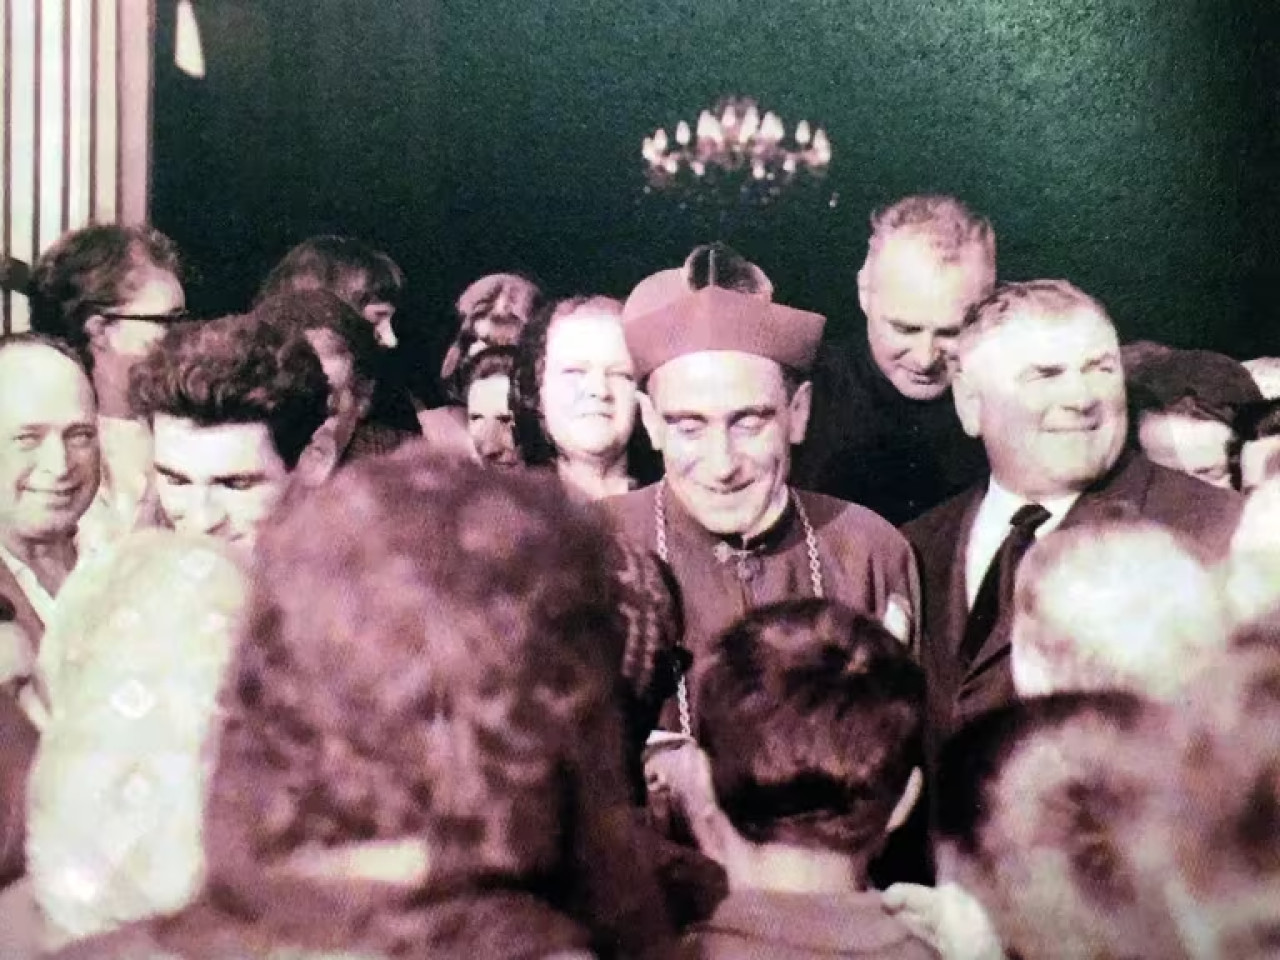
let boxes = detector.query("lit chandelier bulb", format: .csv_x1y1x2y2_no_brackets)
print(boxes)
795,120,812,146
675,121,691,146
811,128,832,165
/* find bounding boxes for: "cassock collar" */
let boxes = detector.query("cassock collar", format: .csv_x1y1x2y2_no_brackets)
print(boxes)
855,337,954,410
664,485,800,558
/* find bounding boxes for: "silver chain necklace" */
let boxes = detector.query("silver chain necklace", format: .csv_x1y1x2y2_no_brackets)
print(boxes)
652,478,825,735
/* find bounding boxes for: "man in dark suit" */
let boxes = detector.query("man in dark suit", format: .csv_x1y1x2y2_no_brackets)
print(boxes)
904,280,1241,753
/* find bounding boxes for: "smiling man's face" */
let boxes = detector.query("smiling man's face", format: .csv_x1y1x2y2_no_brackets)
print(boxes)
955,308,1127,499
860,232,994,401
641,350,811,539
0,345,100,543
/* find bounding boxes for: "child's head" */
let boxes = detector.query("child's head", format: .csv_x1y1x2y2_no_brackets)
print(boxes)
695,599,925,859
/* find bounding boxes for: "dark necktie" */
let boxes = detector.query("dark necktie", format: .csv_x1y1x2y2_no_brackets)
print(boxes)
960,503,1052,667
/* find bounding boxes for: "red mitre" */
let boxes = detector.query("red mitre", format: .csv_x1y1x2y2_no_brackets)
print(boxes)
621,267,826,382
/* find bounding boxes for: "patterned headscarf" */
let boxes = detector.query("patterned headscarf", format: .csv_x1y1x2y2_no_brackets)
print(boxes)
27,529,247,949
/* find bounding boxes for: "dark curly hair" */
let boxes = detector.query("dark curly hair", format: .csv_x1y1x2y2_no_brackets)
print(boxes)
695,599,925,856
253,289,382,398
30,223,183,366
129,313,329,469
256,235,405,312
200,452,668,948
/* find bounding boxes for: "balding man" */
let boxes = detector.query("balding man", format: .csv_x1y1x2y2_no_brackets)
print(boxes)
0,335,101,657
904,280,1241,747
794,195,993,524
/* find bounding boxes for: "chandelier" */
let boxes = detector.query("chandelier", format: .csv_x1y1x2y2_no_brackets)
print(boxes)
641,97,832,205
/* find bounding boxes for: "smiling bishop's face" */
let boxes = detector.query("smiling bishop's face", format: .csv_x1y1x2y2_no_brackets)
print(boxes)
642,350,811,539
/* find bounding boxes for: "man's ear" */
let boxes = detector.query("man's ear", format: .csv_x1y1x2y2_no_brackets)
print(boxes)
952,368,983,439
787,380,814,446
887,766,925,835
638,390,664,453
293,423,340,489
857,262,871,317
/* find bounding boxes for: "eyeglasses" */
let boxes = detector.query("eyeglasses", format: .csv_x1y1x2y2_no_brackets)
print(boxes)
96,309,192,324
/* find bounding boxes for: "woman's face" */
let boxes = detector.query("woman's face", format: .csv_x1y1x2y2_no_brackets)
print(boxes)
539,310,636,463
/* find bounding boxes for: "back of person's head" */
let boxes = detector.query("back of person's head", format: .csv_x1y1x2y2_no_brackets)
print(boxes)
257,235,404,312
694,599,924,859
936,692,1190,960
1224,475,1280,634
1011,522,1229,701
253,289,381,399
27,529,247,948
129,312,330,470
1154,659,1280,960
201,450,668,953
30,223,183,364
441,273,544,389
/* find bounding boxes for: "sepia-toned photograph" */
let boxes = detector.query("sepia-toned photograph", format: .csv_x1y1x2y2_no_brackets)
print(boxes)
0,1,1278,957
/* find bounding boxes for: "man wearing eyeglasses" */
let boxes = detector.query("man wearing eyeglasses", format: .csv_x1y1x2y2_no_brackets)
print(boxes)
31,225,191,549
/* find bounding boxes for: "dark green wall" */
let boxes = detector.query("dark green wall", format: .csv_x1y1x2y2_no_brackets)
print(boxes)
154,0,1279,380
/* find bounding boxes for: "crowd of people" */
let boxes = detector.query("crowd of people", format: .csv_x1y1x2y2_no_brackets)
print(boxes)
0,194,1276,958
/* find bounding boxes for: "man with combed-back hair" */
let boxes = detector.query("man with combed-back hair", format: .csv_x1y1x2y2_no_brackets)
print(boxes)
130,313,335,552
684,599,937,959
904,279,1241,753
794,195,993,525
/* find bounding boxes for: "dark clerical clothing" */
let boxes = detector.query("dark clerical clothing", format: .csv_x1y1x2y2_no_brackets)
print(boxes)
602,485,920,681
793,337,987,526
904,450,1242,751
688,889,939,960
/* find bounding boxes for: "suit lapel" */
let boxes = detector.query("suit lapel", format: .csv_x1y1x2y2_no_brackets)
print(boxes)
944,492,982,660
1059,451,1148,531
964,453,1148,686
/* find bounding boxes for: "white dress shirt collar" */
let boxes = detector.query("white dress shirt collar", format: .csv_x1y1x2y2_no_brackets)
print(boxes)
964,477,1080,608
